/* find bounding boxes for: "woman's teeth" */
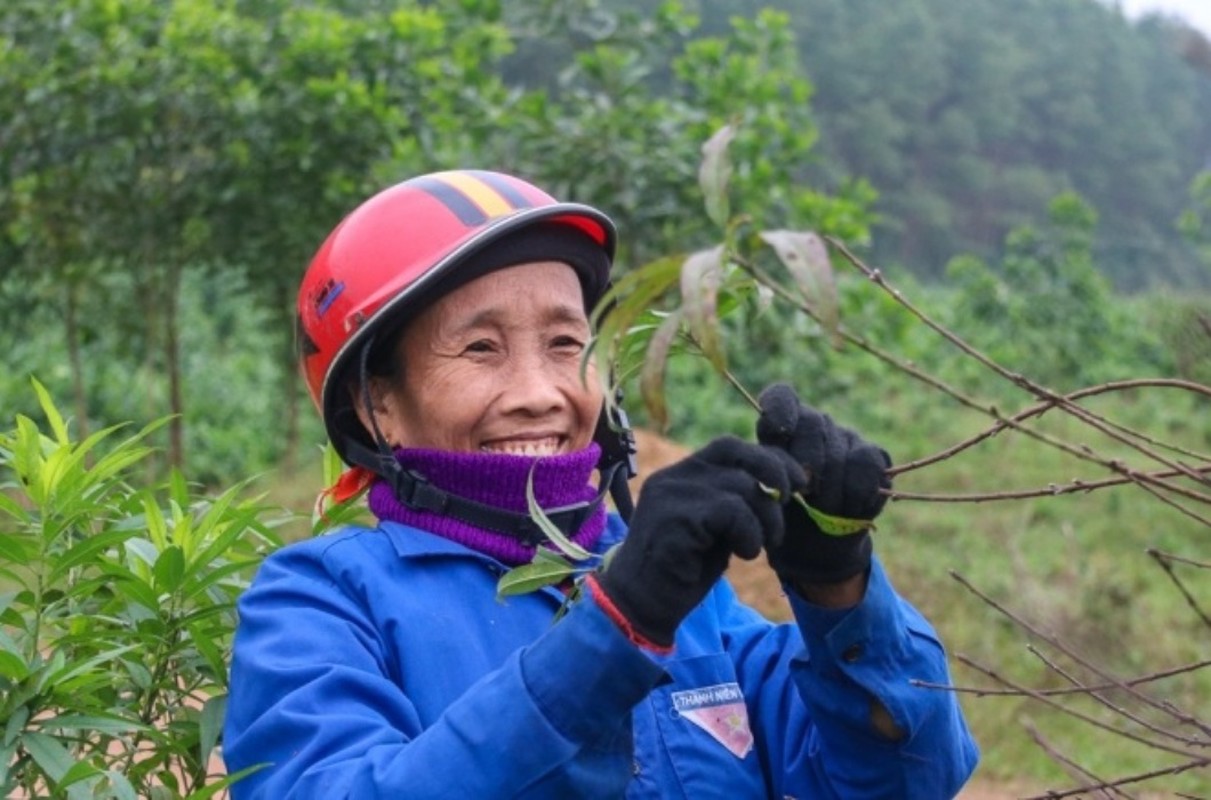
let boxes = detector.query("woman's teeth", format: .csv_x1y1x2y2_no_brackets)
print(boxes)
480,438,561,456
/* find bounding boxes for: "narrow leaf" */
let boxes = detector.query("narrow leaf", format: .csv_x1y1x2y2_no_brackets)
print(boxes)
496,550,578,599
760,230,844,348
680,247,727,369
49,528,136,583
183,764,268,800
199,694,226,764
699,124,736,229
42,714,146,736
102,770,138,800
639,311,683,431
154,545,186,593
525,465,592,561
795,496,876,536
55,760,102,791
31,378,70,445
4,706,29,746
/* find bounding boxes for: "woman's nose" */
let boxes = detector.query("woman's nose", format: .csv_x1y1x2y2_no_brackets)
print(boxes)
498,352,568,416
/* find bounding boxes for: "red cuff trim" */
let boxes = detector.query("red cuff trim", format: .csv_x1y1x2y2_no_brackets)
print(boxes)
585,574,674,656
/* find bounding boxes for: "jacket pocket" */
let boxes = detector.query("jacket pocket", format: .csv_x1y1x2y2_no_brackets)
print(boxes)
650,652,768,797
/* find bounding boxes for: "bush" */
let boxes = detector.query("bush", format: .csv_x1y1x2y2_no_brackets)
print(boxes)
0,380,282,799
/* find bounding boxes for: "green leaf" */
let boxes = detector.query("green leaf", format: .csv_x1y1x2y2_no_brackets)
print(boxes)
0,491,31,523
525,465,591,561
42,713,145,736
199,693,226,764
143,496,168,551
56,759,102,792
796,496,875,536
680,246,726,370
21,731,93,799
699,123,736,229
496,550,578,599
46,644,138,689
31,378,70,445
0,651,29,682
183,764,268,800
0,534,32,569
102,769,138,800
49,528,136,584
4,706,29,746
154,545,186,593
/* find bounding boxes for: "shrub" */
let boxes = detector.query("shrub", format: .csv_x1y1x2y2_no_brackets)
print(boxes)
0,380,282,799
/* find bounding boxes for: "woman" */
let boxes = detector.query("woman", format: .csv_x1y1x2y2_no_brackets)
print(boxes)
223,170,979,798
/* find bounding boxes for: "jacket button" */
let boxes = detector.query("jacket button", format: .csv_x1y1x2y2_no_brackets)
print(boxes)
632,759,641,776
841,643,863,663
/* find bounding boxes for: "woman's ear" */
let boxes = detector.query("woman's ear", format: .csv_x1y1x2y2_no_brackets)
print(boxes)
352,377,405,448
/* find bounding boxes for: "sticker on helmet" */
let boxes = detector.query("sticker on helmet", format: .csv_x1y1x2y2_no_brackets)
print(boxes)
314,279,345,317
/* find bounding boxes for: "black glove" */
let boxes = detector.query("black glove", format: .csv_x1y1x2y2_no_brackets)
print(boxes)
755,383,892,586
591,436,806,649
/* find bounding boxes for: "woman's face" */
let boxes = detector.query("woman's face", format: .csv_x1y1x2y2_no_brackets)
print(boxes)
363,260,603,456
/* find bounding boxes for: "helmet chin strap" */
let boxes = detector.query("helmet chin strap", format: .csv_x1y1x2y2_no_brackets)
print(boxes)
346,338,633,546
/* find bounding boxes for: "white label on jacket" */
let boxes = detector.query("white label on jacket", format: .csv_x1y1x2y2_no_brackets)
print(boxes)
671,682,754,759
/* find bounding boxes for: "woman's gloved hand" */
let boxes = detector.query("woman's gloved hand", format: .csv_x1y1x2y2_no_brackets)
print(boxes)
755,383,892,586
588,436,806,650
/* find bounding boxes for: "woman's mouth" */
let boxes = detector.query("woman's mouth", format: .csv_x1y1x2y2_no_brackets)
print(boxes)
479,436,564,457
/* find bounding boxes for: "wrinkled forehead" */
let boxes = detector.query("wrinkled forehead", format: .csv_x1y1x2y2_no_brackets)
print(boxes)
402,261,591,347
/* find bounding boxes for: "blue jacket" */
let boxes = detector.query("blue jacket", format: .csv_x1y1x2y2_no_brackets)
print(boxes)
223,515,978,798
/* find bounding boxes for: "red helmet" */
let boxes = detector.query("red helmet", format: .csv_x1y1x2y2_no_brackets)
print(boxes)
297,169,617,464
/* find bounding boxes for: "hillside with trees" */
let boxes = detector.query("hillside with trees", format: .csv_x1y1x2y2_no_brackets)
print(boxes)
511,0,1211,288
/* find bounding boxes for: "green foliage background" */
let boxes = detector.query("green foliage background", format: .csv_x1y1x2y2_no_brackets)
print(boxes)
2,0,1211,795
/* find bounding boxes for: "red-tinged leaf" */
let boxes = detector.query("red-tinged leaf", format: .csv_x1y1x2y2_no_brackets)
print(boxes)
680,246,726,369
699,124,736,229
639,311,683,431
760,230,844,348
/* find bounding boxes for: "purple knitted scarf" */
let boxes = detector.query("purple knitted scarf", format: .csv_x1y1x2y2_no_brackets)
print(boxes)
367,443,606,566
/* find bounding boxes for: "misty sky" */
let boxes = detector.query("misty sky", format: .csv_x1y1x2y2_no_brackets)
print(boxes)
1114,0,1211,36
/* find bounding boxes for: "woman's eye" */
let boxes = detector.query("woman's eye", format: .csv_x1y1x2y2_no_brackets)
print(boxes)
464,340,496,354
551,336,584,351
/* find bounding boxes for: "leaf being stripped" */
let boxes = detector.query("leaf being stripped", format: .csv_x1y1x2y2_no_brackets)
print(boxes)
525,463,592,561
760,230,843,348
680,246,726,370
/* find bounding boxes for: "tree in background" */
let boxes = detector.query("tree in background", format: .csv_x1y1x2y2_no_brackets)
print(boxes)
1,0,516,474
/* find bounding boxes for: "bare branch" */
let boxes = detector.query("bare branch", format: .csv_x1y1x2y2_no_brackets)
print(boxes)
950,571,1211,737
827,238,1211,494
889,379,1211,477
890,464,1211,503
955,652,1205,760
1148,549,1211,631
1024,644,1208,748
1020,757,1210,800
1023,719,1135,799
911,657,1211,697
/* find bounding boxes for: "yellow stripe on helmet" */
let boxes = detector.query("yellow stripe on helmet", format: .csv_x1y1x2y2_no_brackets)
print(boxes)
433,171,516,219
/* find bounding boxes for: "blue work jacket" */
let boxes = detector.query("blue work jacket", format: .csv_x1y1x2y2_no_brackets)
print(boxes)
223,515,978,798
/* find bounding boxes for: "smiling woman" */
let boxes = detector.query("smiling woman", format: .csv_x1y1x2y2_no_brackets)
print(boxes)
221,169,979,799
359,261,603,457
